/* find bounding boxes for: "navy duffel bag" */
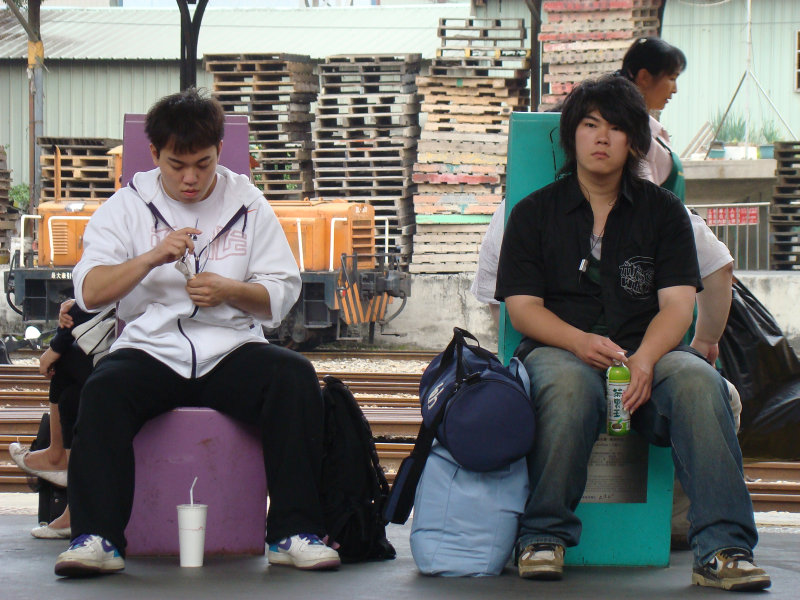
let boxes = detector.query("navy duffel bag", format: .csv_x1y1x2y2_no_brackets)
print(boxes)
384,327,535,524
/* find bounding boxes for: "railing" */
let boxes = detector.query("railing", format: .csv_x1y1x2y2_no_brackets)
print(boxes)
686,201,771,271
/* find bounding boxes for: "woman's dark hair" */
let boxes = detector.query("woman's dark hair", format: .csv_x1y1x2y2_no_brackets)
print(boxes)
145,88,225,156
558,75,651,177
619,37,687,81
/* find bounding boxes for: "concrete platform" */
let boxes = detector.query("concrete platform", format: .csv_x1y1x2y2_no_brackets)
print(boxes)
1,497,799,599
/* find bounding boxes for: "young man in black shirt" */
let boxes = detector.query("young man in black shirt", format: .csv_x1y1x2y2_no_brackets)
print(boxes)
496,75,769,592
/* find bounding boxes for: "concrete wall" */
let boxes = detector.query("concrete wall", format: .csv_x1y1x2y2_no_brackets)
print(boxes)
2,265,799,357
381,272,800,354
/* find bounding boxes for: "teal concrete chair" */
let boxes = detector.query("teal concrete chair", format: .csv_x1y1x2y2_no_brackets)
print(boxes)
500,112,673,567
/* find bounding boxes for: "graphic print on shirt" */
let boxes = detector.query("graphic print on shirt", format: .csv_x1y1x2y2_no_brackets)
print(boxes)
150,225,173,248
149,224,248,264
619,256,655,298
208,226,247,260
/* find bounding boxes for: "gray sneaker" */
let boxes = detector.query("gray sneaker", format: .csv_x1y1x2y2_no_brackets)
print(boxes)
54,534,125,577
518,543,564,580
692,548,771,591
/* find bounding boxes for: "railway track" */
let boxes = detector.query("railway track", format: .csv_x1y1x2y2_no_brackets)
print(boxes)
306,350,437,361
1,366,799,513
8,348,440,362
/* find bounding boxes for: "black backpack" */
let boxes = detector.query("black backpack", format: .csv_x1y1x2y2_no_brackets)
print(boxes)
320,375,396,562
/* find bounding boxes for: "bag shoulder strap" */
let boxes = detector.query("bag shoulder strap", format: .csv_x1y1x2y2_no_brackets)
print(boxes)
384,402,445,525
71,305,116,340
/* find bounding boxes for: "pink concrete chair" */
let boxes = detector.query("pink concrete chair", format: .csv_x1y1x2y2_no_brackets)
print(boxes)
125,407,268,557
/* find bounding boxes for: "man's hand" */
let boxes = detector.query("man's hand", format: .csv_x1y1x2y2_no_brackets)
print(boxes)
185,272,231,307
573,332,627,370
184,274,271,319
58,299,75,329
690,338,719,364
147,227,201,269
621,351,656,413
38,347,61,378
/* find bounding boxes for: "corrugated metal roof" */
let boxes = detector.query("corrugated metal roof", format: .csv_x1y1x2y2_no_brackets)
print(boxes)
0,5,471,61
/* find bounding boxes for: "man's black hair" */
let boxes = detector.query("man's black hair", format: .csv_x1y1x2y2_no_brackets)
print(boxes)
558,75,651,178
145,88,225,156
619,37,687,81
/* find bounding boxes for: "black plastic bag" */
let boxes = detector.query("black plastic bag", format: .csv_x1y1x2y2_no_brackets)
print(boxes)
718,280,800,458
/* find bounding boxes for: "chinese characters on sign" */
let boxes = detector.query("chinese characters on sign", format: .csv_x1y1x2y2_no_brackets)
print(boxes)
706,207,760,227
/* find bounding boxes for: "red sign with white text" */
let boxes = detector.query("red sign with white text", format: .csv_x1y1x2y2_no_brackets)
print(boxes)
706,207,759,226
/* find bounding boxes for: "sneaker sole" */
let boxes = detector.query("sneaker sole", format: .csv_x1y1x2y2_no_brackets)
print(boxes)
268,551,341,571
691,572,771,591
54,559,125,577
519,565,563,581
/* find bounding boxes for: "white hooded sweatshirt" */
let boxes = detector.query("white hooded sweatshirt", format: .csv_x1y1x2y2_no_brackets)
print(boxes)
72,166,301,378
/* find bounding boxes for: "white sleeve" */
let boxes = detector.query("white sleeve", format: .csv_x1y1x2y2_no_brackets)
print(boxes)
72,193,137,313
470,200,505,305
641,116,674,186
689,210,733,279
245,198,301,327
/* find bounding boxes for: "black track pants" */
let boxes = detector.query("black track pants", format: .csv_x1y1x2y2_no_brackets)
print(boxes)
68,343,325,555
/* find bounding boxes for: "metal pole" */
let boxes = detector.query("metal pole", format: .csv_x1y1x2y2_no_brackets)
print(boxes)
704,71,746,159
749,71,797,139
176,0,209,91
744,0,751,147
27,40,44,210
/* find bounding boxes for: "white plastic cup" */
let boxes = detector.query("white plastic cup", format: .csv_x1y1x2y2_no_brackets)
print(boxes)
177,504,208,567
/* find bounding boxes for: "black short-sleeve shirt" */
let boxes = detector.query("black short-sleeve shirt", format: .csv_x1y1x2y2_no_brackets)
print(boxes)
495,173,701,355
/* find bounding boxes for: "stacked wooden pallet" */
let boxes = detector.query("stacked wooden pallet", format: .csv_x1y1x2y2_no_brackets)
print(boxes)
412,18,529,274
312,54,421,264
539,0,662,110
38,137,120,204
769,141,800,269
205,53,318,201
0,147,15,254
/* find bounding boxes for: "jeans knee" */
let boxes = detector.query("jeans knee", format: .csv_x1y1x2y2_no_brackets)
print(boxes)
657,355,727,420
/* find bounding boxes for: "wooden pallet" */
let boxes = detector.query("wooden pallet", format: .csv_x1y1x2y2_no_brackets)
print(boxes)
413,193,502,215
312,54,422,260
409,221,490,274
206,52,317,201
437,17,526,46
412,18,526,224
315,125,421,141
37,137,120,204
537,1,663,109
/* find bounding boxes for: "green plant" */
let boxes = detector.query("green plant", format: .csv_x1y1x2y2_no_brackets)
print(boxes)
760,120,781,144
9,183,30,211
711,110,747,144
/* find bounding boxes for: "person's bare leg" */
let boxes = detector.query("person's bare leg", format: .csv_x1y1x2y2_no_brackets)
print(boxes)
48,504,71,530
23,403,68,471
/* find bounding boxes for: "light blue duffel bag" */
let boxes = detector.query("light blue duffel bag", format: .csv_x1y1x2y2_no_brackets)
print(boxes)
410,442,529,577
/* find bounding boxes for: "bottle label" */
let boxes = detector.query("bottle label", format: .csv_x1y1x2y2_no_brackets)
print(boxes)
606,381,631,436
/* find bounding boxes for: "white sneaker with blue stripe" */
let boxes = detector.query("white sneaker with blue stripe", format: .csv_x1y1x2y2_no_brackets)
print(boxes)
268,533,341,570
55,534,125,577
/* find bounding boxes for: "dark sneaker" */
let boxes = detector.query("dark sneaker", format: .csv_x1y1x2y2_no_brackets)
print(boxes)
518,543,565,580
54,534,125,577
268,533,341,570
692,548,771,591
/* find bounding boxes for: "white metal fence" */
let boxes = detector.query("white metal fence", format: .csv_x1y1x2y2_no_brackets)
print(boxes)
686,202,771,270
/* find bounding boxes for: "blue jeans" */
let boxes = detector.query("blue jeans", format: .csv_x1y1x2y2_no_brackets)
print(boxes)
518,346,758,567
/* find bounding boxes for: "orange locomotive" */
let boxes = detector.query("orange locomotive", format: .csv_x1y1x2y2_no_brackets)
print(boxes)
265,199,409,349
5,197,409,349
5,115,410,348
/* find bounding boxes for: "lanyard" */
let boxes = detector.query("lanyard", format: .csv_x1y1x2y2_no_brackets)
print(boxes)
144,200,248,276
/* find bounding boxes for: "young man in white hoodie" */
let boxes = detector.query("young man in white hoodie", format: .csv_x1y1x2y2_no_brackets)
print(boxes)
54,89,341,577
